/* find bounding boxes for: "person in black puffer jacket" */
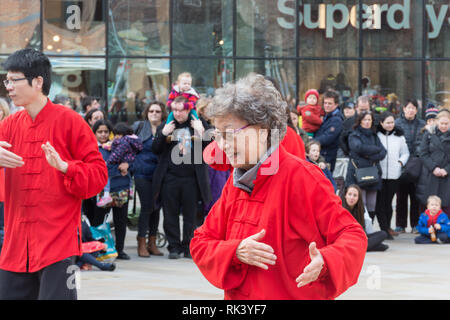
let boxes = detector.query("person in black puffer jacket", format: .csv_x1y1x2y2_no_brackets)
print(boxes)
416,109,450,214
346,111,386,219
394,99,425,233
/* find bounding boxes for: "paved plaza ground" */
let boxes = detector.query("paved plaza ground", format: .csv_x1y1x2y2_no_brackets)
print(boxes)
77,223,450,300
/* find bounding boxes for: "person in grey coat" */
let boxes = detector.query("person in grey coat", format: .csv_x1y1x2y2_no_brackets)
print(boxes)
416,109,450,214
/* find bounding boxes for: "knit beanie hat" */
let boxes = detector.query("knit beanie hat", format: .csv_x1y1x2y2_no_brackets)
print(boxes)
425,106,439,120
304,89,319,105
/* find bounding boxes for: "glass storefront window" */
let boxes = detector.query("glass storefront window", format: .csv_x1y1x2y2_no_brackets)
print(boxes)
107,58,170,124
109,0,169,57
298,60,358,105
426,0,450,58
237,0,295,58
172,0,233,57
362,0,422,57
43,0,105,55
0,0,41,54
298,0,359,57
49,57,105,112
426,61,449,109
362,60,422,114
172,58,233,98
236,59,297,105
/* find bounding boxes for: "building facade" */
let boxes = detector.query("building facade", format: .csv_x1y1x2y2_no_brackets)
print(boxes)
0,0,449,121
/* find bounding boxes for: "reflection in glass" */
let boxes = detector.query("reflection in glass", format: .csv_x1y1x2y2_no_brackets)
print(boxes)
298,60,357,105
172,59,233,98
48,57,105,113
426,0,450,58
362,61,422,112
237,0,295,57
298,0,358,57
109,0,169,56
0,0,41,54
236,59,296,105
173,0,232,57
43,0,105,55
426,61,449,109
362,0,422,57
107,59,170,124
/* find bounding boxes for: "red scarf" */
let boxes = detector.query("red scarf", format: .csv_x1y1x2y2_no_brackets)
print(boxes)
425,209,442,227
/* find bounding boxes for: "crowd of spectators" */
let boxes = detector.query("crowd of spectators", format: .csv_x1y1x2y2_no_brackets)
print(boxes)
0,73,449,270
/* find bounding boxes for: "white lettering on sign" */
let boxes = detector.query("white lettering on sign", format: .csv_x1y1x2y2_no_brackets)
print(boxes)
277,0,449,39
66,5,81,30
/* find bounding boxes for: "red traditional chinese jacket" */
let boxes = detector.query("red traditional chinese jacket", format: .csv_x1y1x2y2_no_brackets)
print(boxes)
0,100,108,272
191,145,367,300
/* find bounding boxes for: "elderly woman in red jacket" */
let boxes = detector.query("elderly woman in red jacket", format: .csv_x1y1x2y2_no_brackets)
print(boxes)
190,73,367,300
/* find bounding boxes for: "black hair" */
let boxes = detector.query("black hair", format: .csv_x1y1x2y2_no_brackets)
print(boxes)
378,111,395,124
84,108,105,125
92,119,113,134
2,49,52,96
323,89,340,105
340,184,365,230
81,96,99,112
353,110,375,131
113,122,133,136
404,99,419,109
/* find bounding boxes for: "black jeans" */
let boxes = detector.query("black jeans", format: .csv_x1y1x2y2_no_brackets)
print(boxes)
396,181,420,229
135,177,160,238
0,257,78,300
161,174,199,254
367,231,388,252
375,179,399,232
111,203,129,253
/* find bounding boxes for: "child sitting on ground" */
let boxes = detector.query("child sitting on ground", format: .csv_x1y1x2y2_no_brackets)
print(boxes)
97,122,143,207
166,72,200,124
415,195,450,244
297,89,325,137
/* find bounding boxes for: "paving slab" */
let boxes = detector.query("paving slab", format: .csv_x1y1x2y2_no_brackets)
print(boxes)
77,228,450,300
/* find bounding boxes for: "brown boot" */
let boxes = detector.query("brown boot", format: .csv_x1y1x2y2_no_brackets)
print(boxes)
137,236,150,257
147,235,163,256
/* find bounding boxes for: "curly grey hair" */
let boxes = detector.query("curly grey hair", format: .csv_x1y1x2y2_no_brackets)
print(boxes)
207,73,288,144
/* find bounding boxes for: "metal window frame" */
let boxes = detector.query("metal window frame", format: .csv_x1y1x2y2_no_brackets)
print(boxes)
31,0,449,113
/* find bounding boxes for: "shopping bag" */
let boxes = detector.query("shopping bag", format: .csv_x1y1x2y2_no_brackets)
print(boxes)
89,214,118,262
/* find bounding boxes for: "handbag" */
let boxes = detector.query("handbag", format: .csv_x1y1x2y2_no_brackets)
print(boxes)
352,159,380,187
399,156,422,183
89,213,118,262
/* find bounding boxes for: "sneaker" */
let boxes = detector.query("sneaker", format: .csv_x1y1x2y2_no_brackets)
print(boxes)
97,195,112,207
168,251,180,259
411,227,419,234
117,251,131,260
101,263,116,271
394,227,405,233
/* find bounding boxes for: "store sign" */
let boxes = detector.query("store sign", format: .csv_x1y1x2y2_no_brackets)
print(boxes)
277,0,449,39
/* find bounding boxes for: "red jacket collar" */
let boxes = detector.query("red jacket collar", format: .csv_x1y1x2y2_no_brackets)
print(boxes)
425,209,442,226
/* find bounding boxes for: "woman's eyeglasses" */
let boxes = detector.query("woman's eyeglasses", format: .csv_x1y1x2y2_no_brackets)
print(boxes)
149,110,162,114
213,124,251,142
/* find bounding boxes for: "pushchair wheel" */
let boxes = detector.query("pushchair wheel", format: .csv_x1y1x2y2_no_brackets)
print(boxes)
156,231,167,248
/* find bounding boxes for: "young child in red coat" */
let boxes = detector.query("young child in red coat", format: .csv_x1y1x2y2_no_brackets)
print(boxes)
166,72,200,124
297,89,325,137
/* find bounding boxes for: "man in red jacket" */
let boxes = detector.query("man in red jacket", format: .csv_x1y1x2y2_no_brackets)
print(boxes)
0,49,107,299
